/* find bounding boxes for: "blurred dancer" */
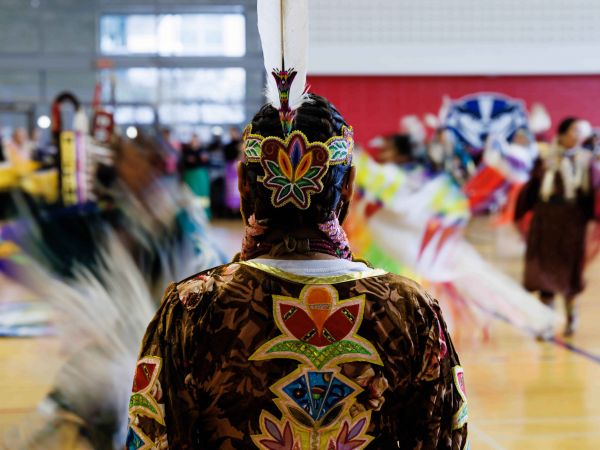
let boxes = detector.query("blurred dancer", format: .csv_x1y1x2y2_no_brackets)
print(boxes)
207,132,226,217
347,146,557,340
378,134,415,166
181,133,207,169
464,127,539,215
125,1,468,448
181,133,211,215
1,91,224,449
428,128,475,184
223,126,242,216
516,117,594,336
5,127,33,165
1,133,225,450
158,128,180,175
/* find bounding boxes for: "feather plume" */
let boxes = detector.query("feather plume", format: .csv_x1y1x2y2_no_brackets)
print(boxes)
257,0,309,111
3,219,224,449
2,235,155,449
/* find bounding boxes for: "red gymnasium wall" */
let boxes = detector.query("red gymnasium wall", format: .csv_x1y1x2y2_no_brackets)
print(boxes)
308,75,600,147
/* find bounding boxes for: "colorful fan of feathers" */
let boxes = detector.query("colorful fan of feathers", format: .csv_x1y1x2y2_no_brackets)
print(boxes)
349,153,469,277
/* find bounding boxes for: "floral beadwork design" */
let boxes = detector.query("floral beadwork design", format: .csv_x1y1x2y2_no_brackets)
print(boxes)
242,125,354,167
452,365,468,430
127,356,169,449
251,285,382,369
260,131,330,209
129,356,165,426
178,275,215,310
254,412,300,450
242,125,264,163
329,416,371,450
250,285,382,450
241,124,354,209
326,126,354,165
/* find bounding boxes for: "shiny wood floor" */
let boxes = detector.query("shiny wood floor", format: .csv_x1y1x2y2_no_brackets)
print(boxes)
1,217,600,449
461,219,600,449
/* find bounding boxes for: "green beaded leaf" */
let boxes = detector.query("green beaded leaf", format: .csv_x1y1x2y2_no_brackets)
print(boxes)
266,160,285,178
277,184,292,202
266,339,372,369
296,178,318,189
304,167,321,179
268,176,289,187
245,139,262,158
129,393,158,415
329,140,349,162
292,185,305,203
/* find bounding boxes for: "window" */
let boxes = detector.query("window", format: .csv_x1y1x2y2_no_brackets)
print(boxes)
100,14,246,57
159,68,245,103
102,68,246,126
97,10,250,133
102,68,245,104
114,106,155,125
158,103,245,125
103,68,159,104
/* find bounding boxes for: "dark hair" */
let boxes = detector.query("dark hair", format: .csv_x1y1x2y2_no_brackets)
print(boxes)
242,94,351,228
390,134,414,159
557,117,579,136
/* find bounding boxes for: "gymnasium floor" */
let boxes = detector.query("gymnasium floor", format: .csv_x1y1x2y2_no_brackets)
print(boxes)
1,217,599,449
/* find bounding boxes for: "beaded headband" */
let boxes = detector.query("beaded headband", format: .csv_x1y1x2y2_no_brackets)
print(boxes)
242,124,354,209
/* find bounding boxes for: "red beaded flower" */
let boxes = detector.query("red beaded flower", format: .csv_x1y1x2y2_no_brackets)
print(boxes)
250,285,382,370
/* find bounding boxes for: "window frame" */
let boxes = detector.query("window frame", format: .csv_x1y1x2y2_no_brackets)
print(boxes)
99,12,246,58
94,3,262,132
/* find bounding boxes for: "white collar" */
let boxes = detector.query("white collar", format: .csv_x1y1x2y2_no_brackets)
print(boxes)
249,258,373,277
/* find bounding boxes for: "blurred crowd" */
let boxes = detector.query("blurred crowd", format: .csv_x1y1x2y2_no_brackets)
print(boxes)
0,122,244,222
374,116,599,188
157,126,243,219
